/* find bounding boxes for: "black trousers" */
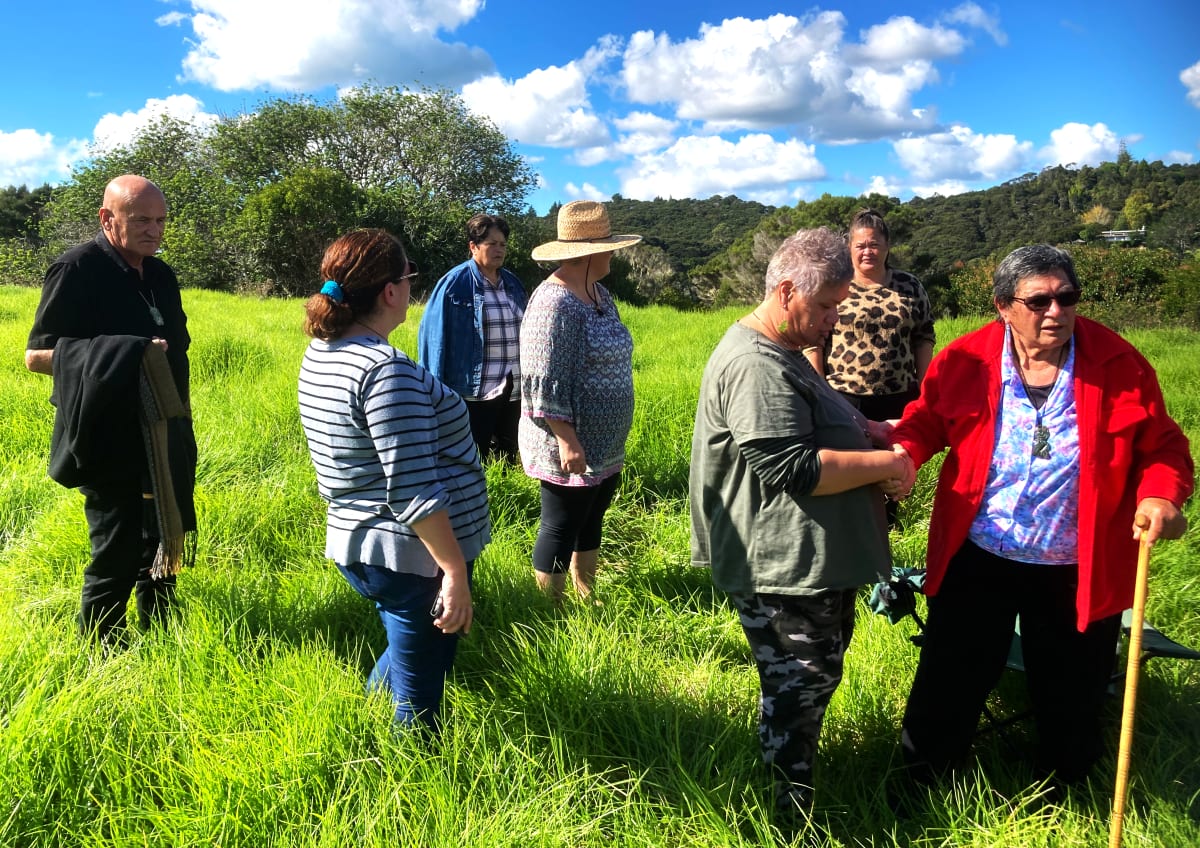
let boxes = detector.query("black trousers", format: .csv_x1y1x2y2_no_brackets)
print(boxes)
901,539,1120,784
532,474,620,574
466,375,519,461
79,475,175,640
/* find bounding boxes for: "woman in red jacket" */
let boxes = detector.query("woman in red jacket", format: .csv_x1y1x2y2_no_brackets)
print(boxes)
892,244,1192,790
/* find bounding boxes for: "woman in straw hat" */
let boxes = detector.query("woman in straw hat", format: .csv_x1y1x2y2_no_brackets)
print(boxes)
519,200,641,602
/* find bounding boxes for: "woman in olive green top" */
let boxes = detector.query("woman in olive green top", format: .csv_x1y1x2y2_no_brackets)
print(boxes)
689,227,913,827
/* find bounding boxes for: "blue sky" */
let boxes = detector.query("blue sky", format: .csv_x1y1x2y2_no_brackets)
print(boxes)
3,1,1199,214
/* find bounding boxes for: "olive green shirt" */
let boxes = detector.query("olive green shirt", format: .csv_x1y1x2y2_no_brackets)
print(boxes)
689,323,891,595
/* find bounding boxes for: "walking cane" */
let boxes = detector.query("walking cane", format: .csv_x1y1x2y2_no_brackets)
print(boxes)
1108,516,1152,848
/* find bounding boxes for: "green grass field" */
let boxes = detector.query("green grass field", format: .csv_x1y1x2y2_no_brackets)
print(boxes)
1,285,1197,847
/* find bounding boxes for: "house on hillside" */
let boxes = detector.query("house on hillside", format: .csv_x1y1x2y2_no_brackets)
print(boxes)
1100,226,1146,244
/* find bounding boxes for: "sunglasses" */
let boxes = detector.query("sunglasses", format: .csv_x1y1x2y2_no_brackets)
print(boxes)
1010,290,1081,311
398,261,419,282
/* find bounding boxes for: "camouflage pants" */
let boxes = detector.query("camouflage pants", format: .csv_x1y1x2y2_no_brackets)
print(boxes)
730,588,857,814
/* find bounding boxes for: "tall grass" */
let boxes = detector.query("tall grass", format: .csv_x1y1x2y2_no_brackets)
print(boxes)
1,285,1197,847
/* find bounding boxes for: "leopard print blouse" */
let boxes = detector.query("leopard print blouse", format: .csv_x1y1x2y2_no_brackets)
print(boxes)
823,269,935,397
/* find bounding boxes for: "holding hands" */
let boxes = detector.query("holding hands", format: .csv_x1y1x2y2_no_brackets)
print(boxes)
880,444,916,501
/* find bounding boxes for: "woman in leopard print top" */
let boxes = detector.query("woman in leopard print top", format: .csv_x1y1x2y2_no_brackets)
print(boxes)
808,208,935,424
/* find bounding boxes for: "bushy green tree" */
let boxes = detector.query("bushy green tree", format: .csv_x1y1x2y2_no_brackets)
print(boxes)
235,168,364,295
0,183,52,242
36,85,536,293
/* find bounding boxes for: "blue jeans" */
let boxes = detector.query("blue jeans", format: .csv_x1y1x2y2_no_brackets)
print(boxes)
337,561,472,731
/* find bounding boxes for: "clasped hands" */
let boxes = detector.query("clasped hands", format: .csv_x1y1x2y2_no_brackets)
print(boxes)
880,444,916,501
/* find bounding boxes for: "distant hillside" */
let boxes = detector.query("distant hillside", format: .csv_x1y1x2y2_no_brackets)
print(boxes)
530,194,775,270
689,154,1200,306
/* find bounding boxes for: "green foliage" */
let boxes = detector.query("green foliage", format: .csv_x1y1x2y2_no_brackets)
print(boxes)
35,84,536,296
236,168,364,296
946,244,1186,328
0,183,52,242
1159,260,1200,328
0,239,46,286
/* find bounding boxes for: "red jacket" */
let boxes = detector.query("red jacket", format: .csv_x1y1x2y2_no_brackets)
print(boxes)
894,317,1193,630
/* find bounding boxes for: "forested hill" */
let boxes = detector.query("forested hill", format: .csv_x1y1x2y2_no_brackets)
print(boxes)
3,134,1198,311
528,155,1200,307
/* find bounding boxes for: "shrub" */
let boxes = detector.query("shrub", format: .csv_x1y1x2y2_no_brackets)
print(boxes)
0,239,47,286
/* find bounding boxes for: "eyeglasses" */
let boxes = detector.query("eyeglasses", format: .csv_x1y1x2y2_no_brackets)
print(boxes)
1010,290,1081,311
398,261,419,282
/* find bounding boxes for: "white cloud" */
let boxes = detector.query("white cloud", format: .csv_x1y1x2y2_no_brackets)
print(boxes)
619,10,991,142
863,175,902,198
939,2,1007,46
894,125,1032,182
156,11,187,27
461,40,617,148
911,180,970,198
173,0,492,91
91,95,219,152
0,129,84,188
1039,122,1120,168
564,182,608,201
613,111,678,156
1165,150,1195,164
852,16,966,65
618,133,825,203
572,146,617,167
1181,60,1200,108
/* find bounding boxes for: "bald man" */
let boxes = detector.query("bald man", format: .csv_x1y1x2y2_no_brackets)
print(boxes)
26,174,195,642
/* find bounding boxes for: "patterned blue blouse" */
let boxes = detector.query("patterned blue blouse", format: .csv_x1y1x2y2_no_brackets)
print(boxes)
518,281,634,486
968,327,1080,564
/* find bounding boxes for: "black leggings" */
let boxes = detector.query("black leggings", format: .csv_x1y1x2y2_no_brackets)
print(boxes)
532,474,620,574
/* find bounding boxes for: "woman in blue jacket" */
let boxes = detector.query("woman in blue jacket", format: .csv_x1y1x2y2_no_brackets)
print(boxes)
418,213,527,461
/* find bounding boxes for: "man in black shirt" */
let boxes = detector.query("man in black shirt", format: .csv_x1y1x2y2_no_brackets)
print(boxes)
26,174,195,641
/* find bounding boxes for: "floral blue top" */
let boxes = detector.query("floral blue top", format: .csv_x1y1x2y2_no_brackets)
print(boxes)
968,327,1080,564
518,281,634,486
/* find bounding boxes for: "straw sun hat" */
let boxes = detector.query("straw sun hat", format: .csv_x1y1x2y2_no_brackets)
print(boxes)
531,200,642,262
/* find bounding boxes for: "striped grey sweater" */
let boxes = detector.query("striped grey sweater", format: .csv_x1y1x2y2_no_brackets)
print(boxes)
298,334,490,575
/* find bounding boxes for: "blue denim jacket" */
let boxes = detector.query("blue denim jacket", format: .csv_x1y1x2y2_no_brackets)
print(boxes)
417,259,527,398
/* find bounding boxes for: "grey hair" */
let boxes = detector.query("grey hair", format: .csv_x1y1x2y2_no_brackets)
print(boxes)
765,227,853,298
993,244,1080,305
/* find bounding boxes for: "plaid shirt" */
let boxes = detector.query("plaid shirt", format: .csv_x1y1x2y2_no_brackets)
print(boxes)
479,276,523,400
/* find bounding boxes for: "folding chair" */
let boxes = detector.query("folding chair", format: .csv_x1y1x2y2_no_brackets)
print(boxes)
870,566,1200,738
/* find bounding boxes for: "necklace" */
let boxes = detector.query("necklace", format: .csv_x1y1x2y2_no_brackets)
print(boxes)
137,289,164,326
749,309,797,350
355,319,390,341
1013,342,1067,460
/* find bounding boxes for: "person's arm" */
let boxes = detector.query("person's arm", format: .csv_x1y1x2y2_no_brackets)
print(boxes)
914,340,934,383
25,348,52,375
813,444,913,496
802,345,824,378
545,418,585,475
364,359,473,632
416,276,449,378
1132,497,1187,546
410,509,473,634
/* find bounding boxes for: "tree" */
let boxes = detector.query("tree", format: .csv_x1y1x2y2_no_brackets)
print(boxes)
1121,189,1153,231
36,85,538,293
236,168,364,295
0,183,52,241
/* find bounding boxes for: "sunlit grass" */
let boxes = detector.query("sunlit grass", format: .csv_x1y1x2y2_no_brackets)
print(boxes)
1,284,1197,846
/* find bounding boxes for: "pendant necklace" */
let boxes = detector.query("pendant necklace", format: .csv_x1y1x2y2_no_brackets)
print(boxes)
138,289,165,326
1014,342,1066,460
